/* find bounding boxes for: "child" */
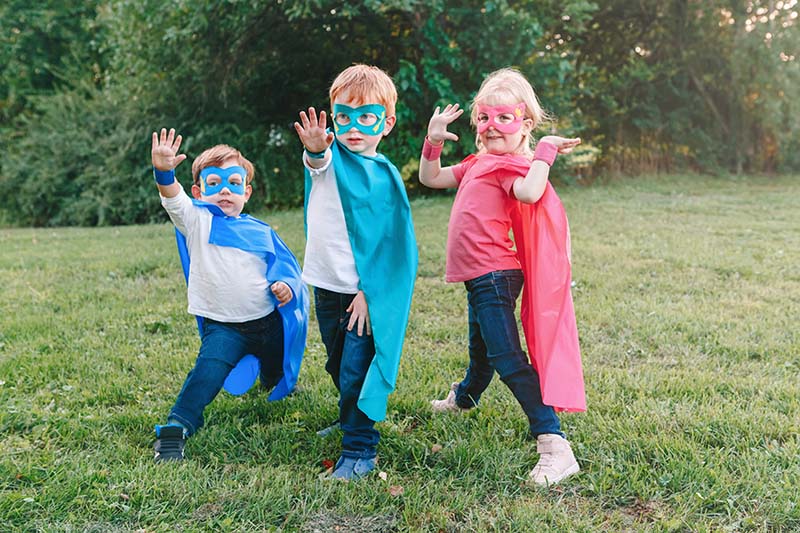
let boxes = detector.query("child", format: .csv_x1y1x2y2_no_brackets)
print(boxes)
150,128,308,462
419,68,586,486
293,65,418,480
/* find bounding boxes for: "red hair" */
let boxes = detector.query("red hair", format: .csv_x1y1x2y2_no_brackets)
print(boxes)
329,64,397,116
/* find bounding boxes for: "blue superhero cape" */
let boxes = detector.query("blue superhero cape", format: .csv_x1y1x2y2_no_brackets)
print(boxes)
175,200,309,400
304,140,418,421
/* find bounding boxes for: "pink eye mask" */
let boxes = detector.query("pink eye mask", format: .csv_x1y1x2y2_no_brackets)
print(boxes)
476,102,527,134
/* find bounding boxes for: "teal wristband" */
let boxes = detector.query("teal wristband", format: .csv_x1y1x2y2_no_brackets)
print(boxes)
153,167,176,186
305,148,327,160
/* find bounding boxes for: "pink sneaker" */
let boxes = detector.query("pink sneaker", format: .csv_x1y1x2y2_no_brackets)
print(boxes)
431,382,469,413
529,434,580,486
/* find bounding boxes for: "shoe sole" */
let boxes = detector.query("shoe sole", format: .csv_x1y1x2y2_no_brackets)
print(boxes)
530,462,580,486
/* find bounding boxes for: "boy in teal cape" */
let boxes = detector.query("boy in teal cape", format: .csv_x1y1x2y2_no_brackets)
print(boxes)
150,129,308,462
294,65,418,480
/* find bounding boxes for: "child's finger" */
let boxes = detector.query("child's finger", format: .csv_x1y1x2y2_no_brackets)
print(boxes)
151,132,158,151
173,134,183,152
299,111,310,129
356,314,364,337
308,107,318,127
318,110,327,129
325,132,335,145
160,128,167,145
174,154,187,166
167,128,175,146
444,132,459,142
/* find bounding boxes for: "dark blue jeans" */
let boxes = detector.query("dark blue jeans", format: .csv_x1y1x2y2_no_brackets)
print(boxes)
456,270,563,438
169,310,284,436
314,287,379,459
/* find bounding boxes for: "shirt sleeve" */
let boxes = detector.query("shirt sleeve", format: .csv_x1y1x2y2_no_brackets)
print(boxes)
303,150,333,177
160,189,202,235
498,171,520,198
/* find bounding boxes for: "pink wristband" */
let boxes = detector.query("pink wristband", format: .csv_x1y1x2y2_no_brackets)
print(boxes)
422,136,444,161
533,141,558,166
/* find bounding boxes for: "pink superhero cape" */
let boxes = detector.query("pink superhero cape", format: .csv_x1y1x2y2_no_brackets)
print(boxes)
466,155,586,412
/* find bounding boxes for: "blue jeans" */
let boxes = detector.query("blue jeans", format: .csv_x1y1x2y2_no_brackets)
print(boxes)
314,287,379,459
169,310,284,436
456,270,563,438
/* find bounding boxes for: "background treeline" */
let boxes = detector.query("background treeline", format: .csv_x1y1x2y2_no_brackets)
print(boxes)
1,0,798,226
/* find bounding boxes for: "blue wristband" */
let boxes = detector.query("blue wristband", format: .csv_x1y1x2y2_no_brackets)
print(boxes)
153,167,176,186
305,148,327,160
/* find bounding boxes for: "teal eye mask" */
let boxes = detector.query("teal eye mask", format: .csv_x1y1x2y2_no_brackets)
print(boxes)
332,103,387,136
199,166,247,195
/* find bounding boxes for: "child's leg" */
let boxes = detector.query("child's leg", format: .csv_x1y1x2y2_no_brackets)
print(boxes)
338,326,379,458
453,295,495,408
314,287,346,391
253,310,284,390
168,319,248,435
467,270,562,437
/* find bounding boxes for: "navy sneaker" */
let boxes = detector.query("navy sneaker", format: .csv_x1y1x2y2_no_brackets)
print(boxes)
328,455,376,481
154,424,186,462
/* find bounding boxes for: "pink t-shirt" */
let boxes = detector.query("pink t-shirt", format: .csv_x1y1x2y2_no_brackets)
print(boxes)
445,155,528,282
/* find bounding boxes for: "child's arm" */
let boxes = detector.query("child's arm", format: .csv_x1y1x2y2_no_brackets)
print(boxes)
513,136,581,204
419,104,464,189
151,128,187,199
294,107,334,169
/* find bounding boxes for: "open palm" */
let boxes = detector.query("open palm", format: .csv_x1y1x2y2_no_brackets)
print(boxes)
151,128,187,171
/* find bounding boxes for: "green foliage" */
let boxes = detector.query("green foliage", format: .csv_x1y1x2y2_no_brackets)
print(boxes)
1,0,799,226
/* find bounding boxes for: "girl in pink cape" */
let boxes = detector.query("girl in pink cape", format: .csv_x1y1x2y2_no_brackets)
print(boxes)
419,67,586,486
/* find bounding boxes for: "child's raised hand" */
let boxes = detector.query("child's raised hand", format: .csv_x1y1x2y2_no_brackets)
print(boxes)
151,128,187,171
427,104,464,144
270,281,293,307
294,107,334,153
539,135,582,154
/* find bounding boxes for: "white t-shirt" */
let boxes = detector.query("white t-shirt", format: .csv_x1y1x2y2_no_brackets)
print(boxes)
302,152,360,293
161,190,275,322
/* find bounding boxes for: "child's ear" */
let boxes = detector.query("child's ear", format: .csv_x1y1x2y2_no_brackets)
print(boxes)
382,115,397,137
191,184,203,199
522,118,534,135
244,184,252,202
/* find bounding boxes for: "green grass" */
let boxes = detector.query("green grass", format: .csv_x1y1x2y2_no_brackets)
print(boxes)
1,174,799,532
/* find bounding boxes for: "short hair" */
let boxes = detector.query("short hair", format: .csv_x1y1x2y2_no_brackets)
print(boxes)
191,145,255,186
329,64,397,116
470,68,552,156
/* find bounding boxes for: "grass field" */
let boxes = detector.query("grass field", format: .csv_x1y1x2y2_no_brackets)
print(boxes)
1,174,799,532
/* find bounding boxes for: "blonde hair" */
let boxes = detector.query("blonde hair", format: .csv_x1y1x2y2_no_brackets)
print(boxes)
470,68,551,156
329,64,398,116
191,145,255,186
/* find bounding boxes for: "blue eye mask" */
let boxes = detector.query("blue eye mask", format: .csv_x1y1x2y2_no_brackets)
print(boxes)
332,103,387,136
199,166,247,196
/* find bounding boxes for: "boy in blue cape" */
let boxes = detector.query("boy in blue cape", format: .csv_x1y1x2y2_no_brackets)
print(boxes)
150,129,308,462
294,65,418,480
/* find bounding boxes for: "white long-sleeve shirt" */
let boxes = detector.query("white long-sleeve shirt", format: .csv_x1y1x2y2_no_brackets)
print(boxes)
161,190,274,322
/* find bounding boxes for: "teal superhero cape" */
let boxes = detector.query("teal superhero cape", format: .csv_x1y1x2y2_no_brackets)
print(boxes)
175,200,309,400
304,140,418,421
